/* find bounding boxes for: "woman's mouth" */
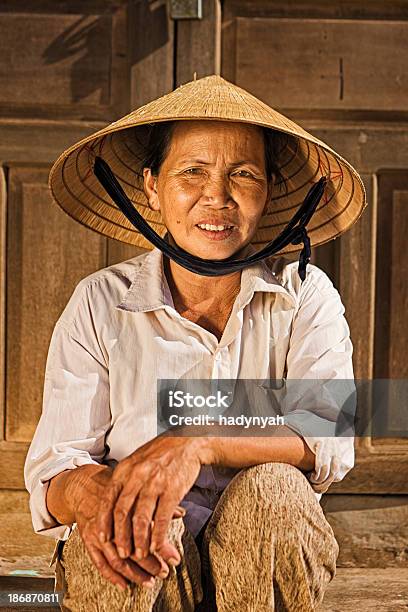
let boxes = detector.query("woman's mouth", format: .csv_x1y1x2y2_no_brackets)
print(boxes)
196,223,235,241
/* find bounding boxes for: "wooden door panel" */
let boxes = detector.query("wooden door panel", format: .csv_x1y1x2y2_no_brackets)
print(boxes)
375,171,408,380
5,166,107,442
0,14,112,106
233,18,408,111
222,0,408,494
0,166,6,444
0,0,175,574
371,172,408,451
0,0,406,573
0,2,129,121
389,191,408,378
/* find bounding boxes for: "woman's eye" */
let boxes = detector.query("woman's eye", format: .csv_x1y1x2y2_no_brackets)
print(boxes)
184,168,202,175
233,170,253,178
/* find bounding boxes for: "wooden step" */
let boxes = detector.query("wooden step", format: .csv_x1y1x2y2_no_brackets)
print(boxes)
1,569,408,611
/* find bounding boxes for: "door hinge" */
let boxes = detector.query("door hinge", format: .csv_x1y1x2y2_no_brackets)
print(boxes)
169,0,203,20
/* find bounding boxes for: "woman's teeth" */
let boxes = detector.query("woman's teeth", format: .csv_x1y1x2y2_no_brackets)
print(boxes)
197,224,233,231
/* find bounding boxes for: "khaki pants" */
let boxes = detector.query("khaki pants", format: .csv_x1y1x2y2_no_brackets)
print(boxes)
53,462,339,612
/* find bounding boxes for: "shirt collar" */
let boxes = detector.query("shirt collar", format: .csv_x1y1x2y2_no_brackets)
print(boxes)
115,242,296,313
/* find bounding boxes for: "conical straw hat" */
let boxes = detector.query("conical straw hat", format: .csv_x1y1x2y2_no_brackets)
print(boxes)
49,74,366,253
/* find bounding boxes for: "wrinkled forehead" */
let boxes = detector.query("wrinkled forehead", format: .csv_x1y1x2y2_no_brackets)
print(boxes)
167,119,266,160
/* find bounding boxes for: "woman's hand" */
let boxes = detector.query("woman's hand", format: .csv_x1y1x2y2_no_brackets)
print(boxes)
96,434,207,564
66,464,186,591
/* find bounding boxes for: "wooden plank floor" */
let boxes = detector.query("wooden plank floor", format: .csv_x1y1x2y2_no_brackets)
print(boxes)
319,569,408,611
0,569,407,611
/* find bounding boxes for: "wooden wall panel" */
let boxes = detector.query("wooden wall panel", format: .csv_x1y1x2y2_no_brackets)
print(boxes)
0,3,129,121
234,18,408,112
5,166,107,442
223,0,408,22
0,14,111,106
176,0,221,85
337,174,376,380
0,120,106,165
374,172,408,381
221,0,408,493
128,0,174,108
389,191,408,379
310,240,338,287
0,443,29,490
330,454,408,494
0,166,5,443
0,0,177,569
372,172,408,449
309,127,408,174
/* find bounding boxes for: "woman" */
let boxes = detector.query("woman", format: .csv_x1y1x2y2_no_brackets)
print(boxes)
24,75,364,611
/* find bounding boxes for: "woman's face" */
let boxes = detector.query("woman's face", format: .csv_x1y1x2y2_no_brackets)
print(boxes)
143,120,273,260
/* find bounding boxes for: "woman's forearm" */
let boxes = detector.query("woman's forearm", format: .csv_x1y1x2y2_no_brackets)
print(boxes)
211,430,315,470
186,425,316,472
46,464,112,525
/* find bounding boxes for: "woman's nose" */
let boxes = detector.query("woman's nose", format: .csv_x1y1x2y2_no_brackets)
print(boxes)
201,176,232,206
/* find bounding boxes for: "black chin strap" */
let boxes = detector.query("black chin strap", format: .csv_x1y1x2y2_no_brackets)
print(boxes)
94,156,327,281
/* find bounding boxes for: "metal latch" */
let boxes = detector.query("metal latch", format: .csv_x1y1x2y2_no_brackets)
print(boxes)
169,0,202,20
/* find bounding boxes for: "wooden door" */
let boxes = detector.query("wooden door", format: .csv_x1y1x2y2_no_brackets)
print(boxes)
217,0,408,566
0,0,174,575
1,0,407,573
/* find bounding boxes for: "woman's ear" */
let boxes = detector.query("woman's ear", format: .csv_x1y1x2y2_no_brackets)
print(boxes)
143,168,160,211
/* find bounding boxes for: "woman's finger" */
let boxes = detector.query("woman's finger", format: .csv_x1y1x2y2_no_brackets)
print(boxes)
113,498,135,559
131,485,161,560
151,538,181,566
85,539,128,591
102,540,156,588
112,472,146,557
172,505,186,518
96,479,123,544
150,495,179,556
128,518,175,575
129,550,170,579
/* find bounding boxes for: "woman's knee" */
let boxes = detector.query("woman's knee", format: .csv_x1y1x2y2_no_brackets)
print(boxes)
203,460,339,561
223,461,315,514
201,463,339,608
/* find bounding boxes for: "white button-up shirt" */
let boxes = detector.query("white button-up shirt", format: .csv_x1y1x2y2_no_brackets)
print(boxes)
24,243,355,541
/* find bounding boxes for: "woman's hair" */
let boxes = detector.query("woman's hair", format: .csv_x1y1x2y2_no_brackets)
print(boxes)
140,121,177,177
140,120,291,187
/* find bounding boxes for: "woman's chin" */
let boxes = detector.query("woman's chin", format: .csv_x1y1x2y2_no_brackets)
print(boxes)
183,244,241,261
166,230,248,260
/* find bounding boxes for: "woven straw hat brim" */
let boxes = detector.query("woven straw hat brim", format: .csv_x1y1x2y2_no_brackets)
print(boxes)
49,75,367,253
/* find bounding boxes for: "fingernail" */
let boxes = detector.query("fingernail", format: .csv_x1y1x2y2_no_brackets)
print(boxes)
143,578,155,588
167,556,180,566
135,547,143,560
158,569,169,579
99,532,106,543
118,547,127,559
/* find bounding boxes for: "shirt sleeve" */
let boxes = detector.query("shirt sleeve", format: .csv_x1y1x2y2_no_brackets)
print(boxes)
24,280,111,540
281,264,356,494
